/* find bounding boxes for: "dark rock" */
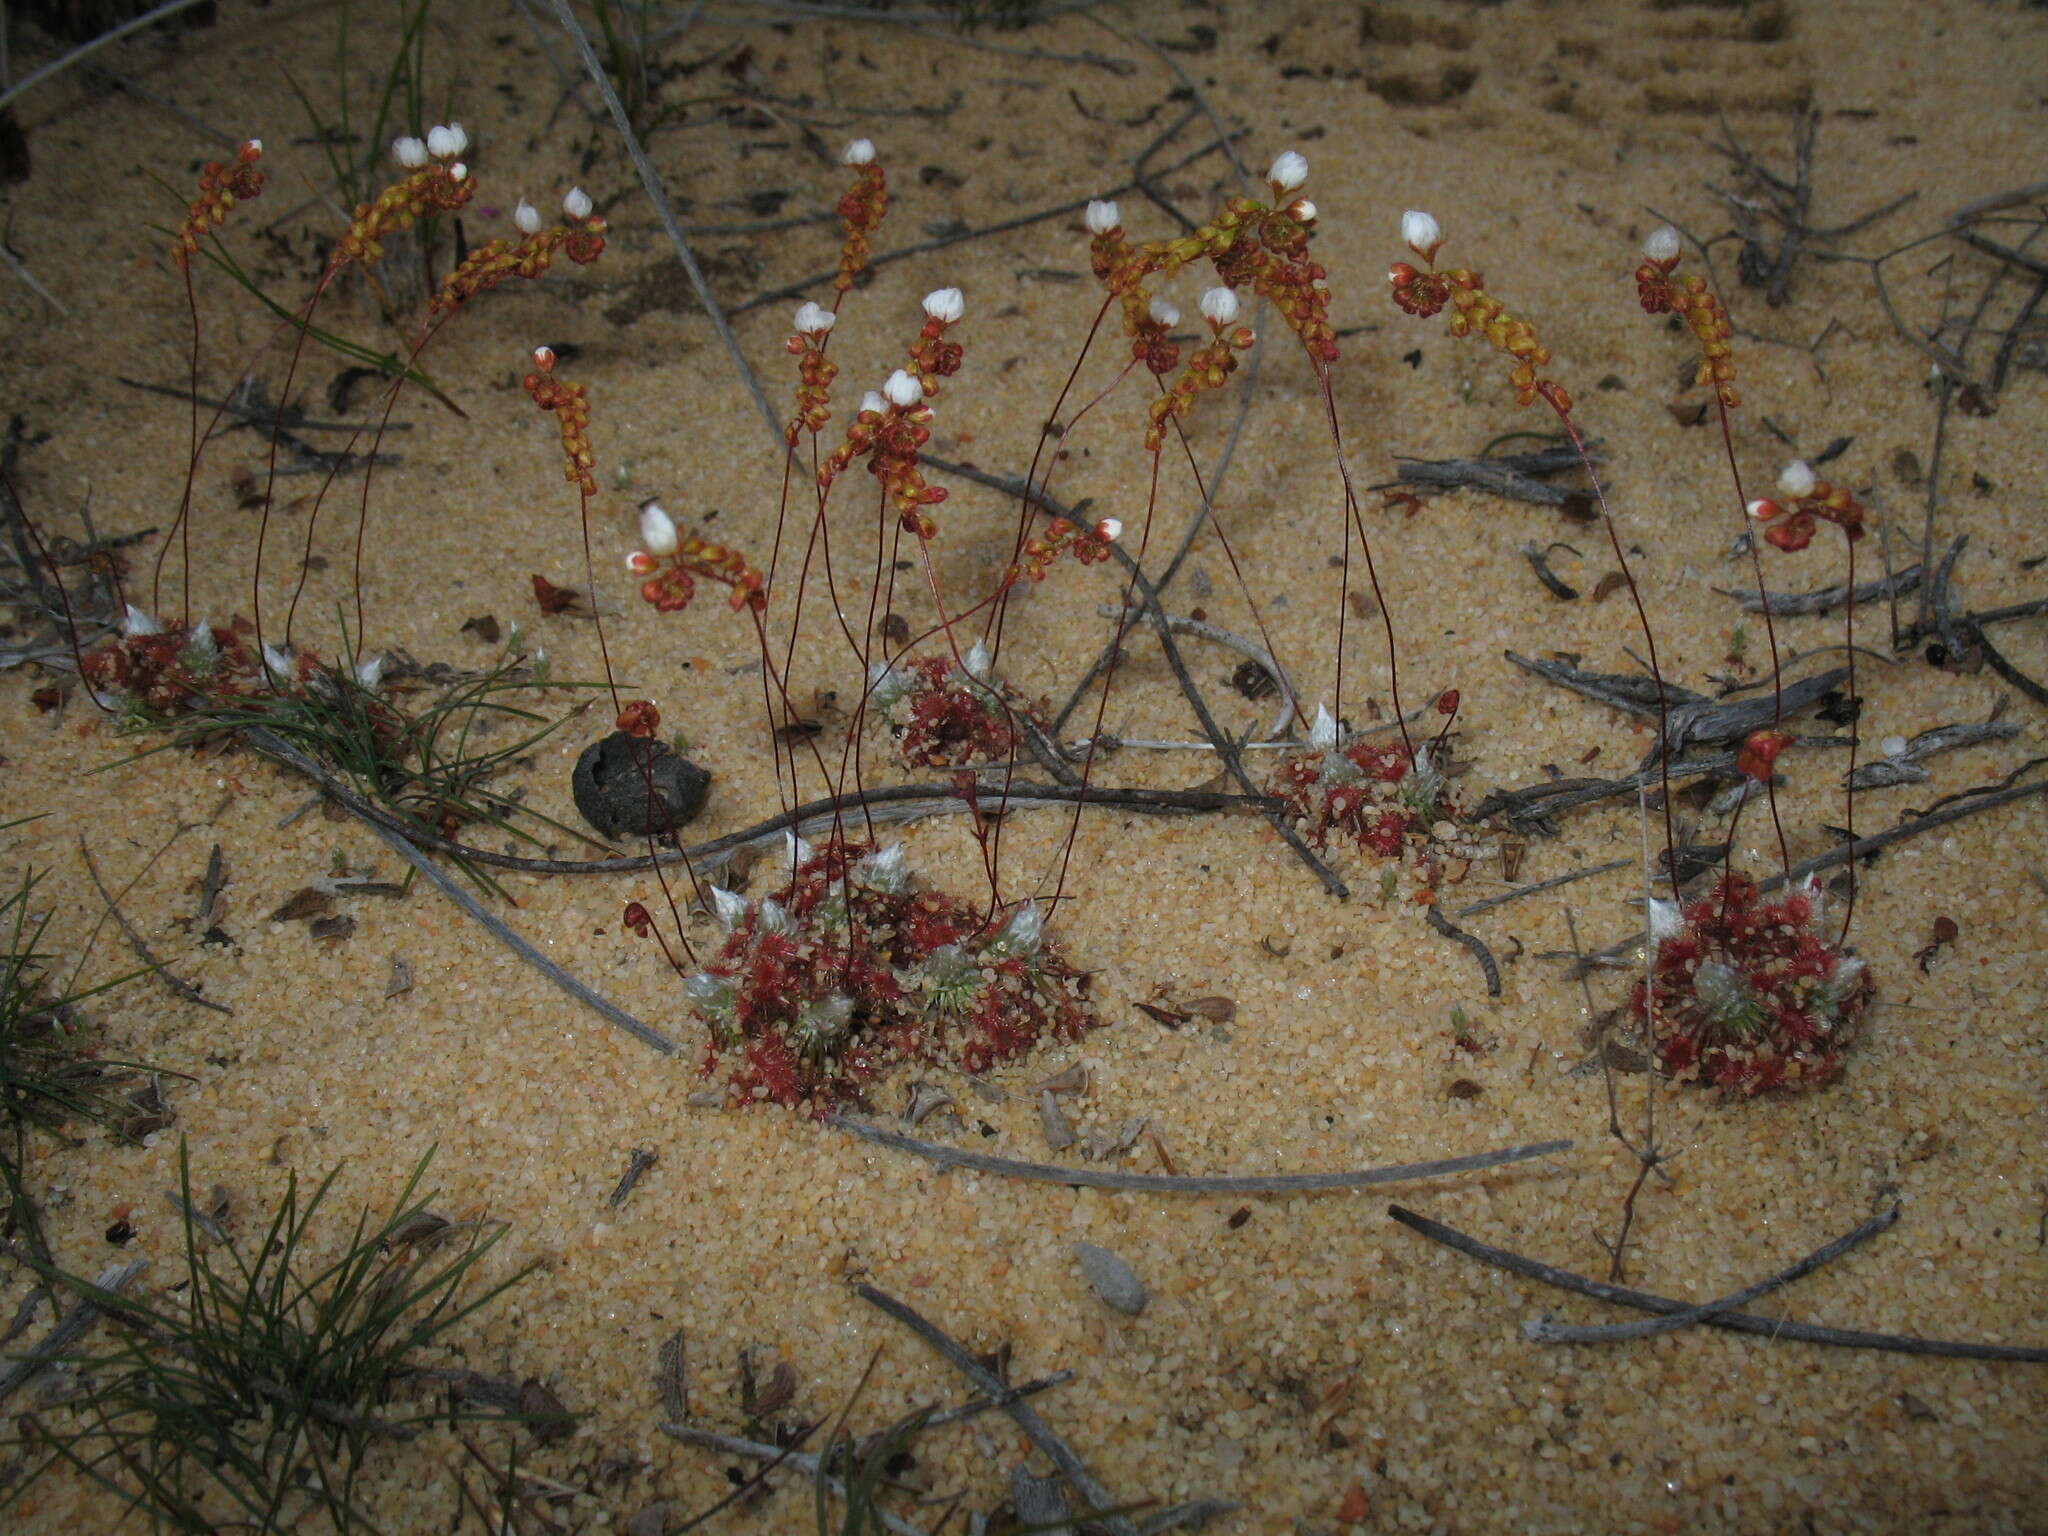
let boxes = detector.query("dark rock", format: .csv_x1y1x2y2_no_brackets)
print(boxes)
572,732,710,840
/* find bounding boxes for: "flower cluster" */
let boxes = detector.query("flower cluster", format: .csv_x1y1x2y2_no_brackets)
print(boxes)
1389,211,1570,412
834,138,888,295
523,346,596,496
869,643,1045,769
429,187,606,317
1268,707,1457,861
626,503,766,613
1079,149,1333,450
1633,874,1872,1095
331,125,474,275
1005,515,1122,585
814,290,967,538
1745,459,1868,553
661,835,1095,1111
172,139,264,270
784,301,838,443
1146,285,1257,450
1634,225,1738,408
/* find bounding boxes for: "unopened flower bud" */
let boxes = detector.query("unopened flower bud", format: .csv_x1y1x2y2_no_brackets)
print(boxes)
882,369,921,408
1094,517,1123,542
1777,460,1817,499
1401,208,1443,260
532,345,557,370
922,286,965,323
514,198,543,235
1746,497,1779,521
860,390,887,416
562,186,593,219
243,139,262,156
430,122,467,157
1268,150,1309,193
448,162,468,182
1148,296,1181,327
1643,224,1682,264
1288,198,1316,224
1198,286,1239,326
639,501,679,557
1085,198,1120,235
792,300,835,336
842,138,876,166
392,136,428,168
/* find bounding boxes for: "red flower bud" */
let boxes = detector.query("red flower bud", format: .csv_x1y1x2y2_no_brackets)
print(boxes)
617,699,661,738
623,901,652,937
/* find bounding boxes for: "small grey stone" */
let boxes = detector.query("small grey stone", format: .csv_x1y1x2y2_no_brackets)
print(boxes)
572,731,710,839
1008,1464,1070,1528
1074,1241,1147,1315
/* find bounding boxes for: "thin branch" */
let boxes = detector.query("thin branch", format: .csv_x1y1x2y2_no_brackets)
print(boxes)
833,1115,1570,1194
1424,904,1501,997
76,833,230,1016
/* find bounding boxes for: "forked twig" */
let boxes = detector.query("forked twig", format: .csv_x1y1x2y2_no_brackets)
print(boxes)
1389,1206,2048,1361
1524,1205,1899,1344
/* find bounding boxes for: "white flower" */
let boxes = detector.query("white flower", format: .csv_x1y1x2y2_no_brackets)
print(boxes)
245,138,262,155
860,390,887,416
354,654,384,689
1085,198,1121,235
792,301,835,337
1094,517,1123,542
562,186,593,219
514,198,543,235
1268,150,1309,192
425,124,457,158
1643,224,1682,264
1148,295,1181,327
922,286,965,323
709,886,749,930
392,136,428,168
882,369,922,409
1777,460,1817,499
1647,897,1685,943
1880,734,1909,760
639,501,679,557
1198,286,1239,326
448,162,468,182
1309,703,1339,751
262,643,294,680
1401,208,1442,258
842,138,876,166
962,638,993,680
122,604,160,637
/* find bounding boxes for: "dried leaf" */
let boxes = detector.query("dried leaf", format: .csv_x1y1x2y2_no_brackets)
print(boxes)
1260,934,1294,958
384,956,414,998
1182,996,1237,1023
1034,1063,1088,1096
531,573,581,616
309,913,355,944
520,1377,576,1443
461,613,502,644
1447,1078,1484,1100
1039,1089,1076,1152
1592,570,1626,602
269,887,332,923
655,1331,688,1423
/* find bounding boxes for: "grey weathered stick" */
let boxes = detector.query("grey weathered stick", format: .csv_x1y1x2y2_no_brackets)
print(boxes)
1455,859,1633,918
834,1115,1570,1193
1386,445,1595,506
0,0,210,112
858,1284,1139,1536
1719,564,1921,616
0,1259,148,1404
363,817,680,1056
1389,1205,2048,1361
1523,1205,1900,1344
1847,720,2022,789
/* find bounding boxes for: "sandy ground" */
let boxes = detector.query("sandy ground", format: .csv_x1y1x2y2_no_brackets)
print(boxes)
1,0,2045,1530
